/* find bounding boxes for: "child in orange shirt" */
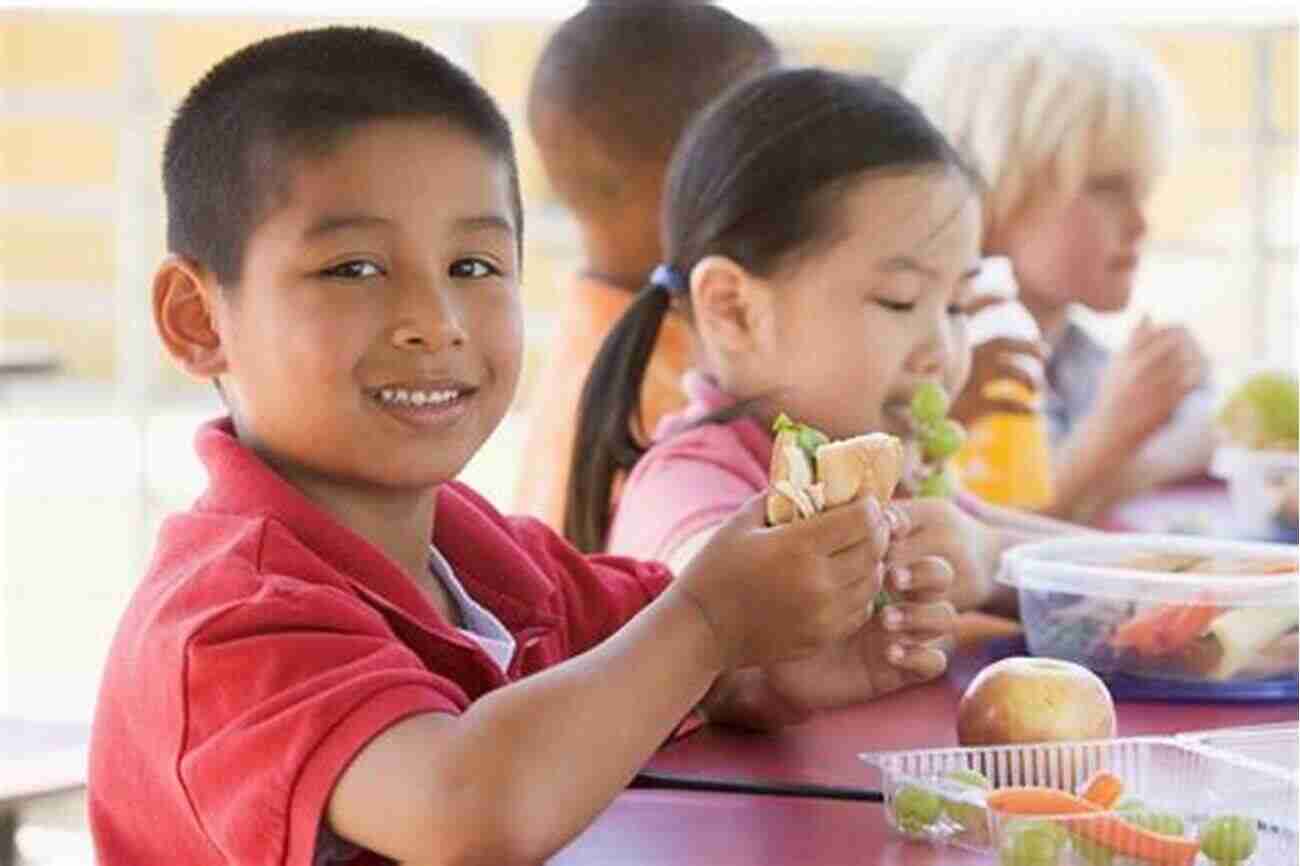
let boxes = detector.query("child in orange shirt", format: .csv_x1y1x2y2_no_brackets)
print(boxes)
513,3,779,530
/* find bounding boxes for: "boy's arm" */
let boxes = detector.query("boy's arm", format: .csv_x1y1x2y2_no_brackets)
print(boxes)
332,493,885,865
328,586,722,865
1046,416,1154,523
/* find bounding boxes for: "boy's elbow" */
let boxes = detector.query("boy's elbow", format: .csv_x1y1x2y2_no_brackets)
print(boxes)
424,798,562,866
415,825,547,866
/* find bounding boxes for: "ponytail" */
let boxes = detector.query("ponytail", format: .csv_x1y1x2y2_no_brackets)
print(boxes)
564,280,675,552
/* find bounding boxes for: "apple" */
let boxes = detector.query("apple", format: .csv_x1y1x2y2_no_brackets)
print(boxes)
957,657,1116,748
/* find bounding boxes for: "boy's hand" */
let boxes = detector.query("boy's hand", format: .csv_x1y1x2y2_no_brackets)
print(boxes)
950,336,1046,425
756,557,955,714
886,498,997,611
672,491,889,670
1093,316,1207,450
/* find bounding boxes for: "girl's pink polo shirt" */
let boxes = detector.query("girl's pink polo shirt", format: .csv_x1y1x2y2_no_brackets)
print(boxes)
606,371,775,563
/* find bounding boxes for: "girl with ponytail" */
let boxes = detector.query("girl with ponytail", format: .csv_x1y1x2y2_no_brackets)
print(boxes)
570,67,1065,615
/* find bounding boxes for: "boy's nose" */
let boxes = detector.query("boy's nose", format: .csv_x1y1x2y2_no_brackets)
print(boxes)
391,323,466,350
390,285,467,351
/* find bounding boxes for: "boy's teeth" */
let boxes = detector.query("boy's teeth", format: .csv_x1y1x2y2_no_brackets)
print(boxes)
378,388,460,406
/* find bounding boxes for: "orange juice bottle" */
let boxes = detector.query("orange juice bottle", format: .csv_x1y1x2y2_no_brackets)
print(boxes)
952,257,1055,509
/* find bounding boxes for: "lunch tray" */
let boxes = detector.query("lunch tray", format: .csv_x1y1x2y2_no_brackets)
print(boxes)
862,731,1298,864
1175,722,1299,782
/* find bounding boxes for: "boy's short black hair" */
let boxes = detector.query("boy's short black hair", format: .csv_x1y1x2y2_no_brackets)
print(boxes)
529,2,778,167
164,26,521,285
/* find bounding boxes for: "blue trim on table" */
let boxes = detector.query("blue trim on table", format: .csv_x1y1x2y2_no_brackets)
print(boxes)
981,636,1299,703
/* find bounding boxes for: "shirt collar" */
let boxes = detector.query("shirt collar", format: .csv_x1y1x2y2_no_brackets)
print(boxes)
653,370,775,469
193,417,557,631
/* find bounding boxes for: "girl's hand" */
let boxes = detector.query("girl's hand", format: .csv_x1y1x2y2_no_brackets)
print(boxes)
885,498,998,611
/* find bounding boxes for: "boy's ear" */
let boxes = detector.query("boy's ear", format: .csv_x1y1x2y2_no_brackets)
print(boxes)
688,255,773,356
153,254,228,380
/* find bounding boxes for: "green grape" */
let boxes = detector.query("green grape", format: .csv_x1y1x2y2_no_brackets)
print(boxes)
1070,833,1115,866
1198,815,1257,865
941,768,991,832
918,466,957,498
893,784,942,833
910,382,950,425
999,820,1066,866
922,418,967,461
1125,811,1185,837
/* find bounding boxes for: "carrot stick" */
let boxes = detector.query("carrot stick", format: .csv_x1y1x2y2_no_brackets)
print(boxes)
987,786,1103,815
987,787,1200,866
1079,771,1124,809
1111,594,1220,657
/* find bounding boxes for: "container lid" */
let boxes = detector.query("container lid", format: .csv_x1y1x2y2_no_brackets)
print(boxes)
998,533,1299,606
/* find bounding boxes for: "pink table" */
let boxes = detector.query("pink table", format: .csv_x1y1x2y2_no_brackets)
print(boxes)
554,643,1297,865
1098,477,1235,535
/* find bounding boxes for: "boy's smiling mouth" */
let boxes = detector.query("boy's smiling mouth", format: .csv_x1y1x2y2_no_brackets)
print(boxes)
365,379,478,428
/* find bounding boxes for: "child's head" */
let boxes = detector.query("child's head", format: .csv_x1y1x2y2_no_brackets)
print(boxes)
566,67,982,550
903,28,1177,316
155,27,524,494
528,2,778,278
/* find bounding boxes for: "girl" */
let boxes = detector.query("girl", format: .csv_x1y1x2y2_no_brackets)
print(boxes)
567,68,1063,618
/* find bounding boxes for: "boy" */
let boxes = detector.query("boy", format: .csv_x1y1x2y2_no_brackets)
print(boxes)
904,28,1212,523
88,27,952,866
513,2,779,531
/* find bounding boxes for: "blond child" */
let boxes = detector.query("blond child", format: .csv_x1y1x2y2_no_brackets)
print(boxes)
513,2,779,531
904,28,1212,523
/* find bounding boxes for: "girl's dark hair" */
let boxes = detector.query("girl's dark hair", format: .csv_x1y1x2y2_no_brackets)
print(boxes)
564,67,978,552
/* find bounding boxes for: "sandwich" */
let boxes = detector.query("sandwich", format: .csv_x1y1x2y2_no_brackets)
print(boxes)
766,414,905,525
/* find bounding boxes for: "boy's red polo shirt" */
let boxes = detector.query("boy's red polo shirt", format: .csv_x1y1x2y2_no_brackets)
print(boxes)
88,418,672,866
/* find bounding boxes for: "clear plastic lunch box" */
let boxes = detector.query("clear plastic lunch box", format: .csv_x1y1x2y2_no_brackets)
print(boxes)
862,726,1299,864
996,534,1299,686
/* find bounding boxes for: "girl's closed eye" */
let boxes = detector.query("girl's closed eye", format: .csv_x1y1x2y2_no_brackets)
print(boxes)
875,297,917,313
320,259,385,280
449,256,503,279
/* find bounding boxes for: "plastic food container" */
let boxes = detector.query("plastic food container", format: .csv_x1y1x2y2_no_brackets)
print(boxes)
997,535,1298,685
1176,723,1299,782
1210,446,1299,543
863,730,1298,864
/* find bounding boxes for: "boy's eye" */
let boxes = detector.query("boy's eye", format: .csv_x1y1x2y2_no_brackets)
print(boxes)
876,299,915,313
947,304,969,317
321,260,383,279
450,258,501,279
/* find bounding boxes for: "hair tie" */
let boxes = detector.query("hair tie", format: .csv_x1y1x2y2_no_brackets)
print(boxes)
648,263,689,296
